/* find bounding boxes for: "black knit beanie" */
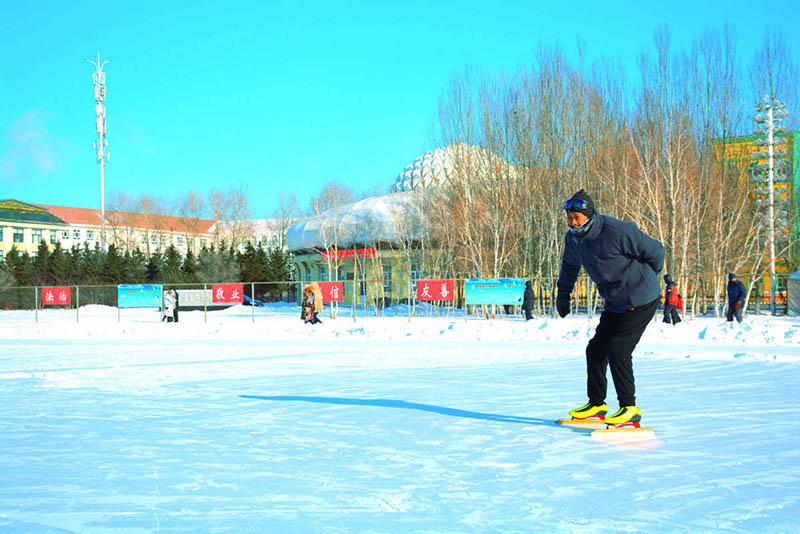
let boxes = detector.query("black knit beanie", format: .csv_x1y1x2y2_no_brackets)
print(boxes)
728,273,737,281
565,189,596,218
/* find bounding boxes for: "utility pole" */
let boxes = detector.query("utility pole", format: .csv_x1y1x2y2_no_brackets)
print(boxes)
754,95,790,316
87,52,110,252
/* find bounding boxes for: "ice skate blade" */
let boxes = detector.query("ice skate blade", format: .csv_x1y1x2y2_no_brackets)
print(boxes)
556,418,608,430
591,427,655,441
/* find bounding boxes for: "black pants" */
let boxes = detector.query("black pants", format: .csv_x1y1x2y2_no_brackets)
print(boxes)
726,304,743,323
663,304,680,324
586,298,658,407
523,308,533,321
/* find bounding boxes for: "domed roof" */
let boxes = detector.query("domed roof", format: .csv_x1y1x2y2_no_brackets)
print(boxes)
390,146,455,192
286,192,422,252
390,144,518,192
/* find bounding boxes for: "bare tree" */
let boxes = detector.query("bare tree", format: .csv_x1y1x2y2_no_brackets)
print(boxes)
209,184,254,249
177,189,208,253
309,181,357,285
272,191,299,249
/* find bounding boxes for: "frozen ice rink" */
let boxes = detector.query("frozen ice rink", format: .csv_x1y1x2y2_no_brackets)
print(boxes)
1,305,799,533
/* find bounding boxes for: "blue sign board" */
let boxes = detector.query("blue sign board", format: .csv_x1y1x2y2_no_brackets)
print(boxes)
118,284,163,308
465,278,525,305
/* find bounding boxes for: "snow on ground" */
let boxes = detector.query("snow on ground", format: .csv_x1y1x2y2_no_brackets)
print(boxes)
1,304,799,533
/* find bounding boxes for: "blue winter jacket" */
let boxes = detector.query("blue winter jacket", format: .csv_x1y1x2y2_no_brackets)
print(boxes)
727,280,746,305
557,214,665,313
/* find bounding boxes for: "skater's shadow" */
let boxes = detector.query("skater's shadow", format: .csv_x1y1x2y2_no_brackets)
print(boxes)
240,395,557,427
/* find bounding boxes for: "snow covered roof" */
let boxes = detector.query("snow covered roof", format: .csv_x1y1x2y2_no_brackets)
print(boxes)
286,192,421,252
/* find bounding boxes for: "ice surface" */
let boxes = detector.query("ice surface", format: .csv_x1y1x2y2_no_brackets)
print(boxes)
1,305,799,533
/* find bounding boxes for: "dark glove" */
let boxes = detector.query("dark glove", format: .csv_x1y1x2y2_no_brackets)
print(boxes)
556,292,570,318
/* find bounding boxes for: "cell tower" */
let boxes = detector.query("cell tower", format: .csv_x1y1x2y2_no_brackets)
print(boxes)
87,52,110,252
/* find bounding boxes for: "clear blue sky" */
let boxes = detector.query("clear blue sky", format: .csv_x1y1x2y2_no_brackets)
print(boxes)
1,0,797,218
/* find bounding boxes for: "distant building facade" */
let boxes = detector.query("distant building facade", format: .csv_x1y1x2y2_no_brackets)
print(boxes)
38,204,217,255
0,200,69,261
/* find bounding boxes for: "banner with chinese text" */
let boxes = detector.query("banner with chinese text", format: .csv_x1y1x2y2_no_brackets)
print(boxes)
41,286,71,306
465,278,524,305
318,282,345,302
321,248,375,260
416,279,455,301
118,284,163,308
212,283,244,303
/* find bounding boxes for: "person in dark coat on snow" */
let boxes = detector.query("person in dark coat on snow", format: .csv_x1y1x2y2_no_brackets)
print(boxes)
662,275,681,325
556,189,665,426
522,281,534,321
171,288,180,323
726,273,746,323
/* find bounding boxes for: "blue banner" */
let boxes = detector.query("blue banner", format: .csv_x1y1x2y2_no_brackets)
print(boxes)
118,284,163,308
465,278,525,305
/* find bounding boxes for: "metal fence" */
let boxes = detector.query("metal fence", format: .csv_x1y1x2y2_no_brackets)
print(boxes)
1,273,790,323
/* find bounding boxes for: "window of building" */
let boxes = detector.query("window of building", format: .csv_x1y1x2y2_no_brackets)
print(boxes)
13,227,24,243
383,261,392,297
0,226,4,242
62,230,69,240
87,230,95,241
177,236,185,246
271,235,279,247
160,235,166,245
50,230,58,243
150,234,157,244
73,229,81,240
32,229,42,244
0,249,4,262
30,249,37,259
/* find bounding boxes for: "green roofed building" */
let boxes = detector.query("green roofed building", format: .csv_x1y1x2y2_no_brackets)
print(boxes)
0,200,68,262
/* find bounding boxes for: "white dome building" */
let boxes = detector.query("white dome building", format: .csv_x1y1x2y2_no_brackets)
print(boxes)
390,146,455,192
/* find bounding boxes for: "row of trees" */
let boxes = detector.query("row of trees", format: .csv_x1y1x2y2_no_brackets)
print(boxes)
0,241,295,299
380,27,798,308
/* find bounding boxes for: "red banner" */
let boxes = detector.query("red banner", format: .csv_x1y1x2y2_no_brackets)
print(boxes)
321,248,375,260
212,283,244,303
41,286,71,306
416,279,455,301
318,282,345,302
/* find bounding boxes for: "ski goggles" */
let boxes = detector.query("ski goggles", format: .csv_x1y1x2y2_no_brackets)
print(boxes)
565,199,589,212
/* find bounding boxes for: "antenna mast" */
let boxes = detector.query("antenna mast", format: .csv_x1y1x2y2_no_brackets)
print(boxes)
87,52,110,252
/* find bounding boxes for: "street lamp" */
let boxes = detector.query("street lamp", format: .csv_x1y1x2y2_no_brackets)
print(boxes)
754,95,790,315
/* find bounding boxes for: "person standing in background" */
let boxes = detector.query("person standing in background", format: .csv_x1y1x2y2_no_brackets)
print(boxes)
726,273,746,323
522,281,534,321
663,275,681,325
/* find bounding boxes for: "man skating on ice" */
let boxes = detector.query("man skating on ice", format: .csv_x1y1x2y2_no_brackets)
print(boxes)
556,189,665,425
